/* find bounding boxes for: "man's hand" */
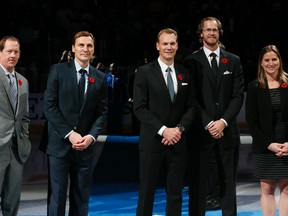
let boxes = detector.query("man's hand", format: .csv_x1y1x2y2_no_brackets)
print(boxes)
68,131,83,146
161,127,181,145
69,131,93,151
208,120,225,139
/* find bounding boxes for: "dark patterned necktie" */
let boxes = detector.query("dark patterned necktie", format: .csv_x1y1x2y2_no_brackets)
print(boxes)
79,69,87,104
166,67,175,101
210,53,218,77
8,74,18,112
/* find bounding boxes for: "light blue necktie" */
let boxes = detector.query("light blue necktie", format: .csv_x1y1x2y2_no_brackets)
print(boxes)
166,67,174,101
8,73,18,112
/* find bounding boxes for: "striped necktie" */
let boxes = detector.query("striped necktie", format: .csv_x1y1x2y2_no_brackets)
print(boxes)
8,73,18,112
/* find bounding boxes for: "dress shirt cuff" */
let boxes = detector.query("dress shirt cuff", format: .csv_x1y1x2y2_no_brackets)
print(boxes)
65,130,73,139
205,121,214,130
220,118,228,127
65,131,96,144
158,126,167,136
87,134,96,143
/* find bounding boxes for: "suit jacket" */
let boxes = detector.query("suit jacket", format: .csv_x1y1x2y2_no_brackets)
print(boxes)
43,61,108,157
0,67,30,163
184,48,244,147
133,60,195,152
246,80,288,153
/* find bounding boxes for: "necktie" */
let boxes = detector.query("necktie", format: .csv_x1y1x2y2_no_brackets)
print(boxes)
166,67,175,101
8,74,18,112
210,53,218,77
79,69,87,104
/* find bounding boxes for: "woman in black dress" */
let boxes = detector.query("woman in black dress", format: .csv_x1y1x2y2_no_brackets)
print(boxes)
246,45,288,215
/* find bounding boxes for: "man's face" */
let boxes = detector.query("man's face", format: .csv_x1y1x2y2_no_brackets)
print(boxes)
0,39,20,72
200,20,220,47
156,33,178,63
72,36,94,64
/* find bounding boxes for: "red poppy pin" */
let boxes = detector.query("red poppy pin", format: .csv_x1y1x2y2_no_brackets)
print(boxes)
221,58,228,64
89,77,95,83
281,83,288,88
177,74,183,81
18,80,22,85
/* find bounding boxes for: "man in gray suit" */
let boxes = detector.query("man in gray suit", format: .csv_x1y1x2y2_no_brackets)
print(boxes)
0,36,31,216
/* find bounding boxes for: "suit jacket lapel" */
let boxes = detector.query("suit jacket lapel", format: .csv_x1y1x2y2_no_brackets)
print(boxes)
152,61,171,100
174,64,184,101
216,49,228,87
0,71,11,96
0,69,15,113
81,66,104,113
280,87,288,114
260,88,273,111
14,73,20,115
84,66,97,105
259,87,288,118
65,62,82,110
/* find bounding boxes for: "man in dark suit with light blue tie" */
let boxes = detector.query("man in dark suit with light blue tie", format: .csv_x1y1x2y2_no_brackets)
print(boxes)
43,31,108,216
184,17,244,216
0,36,31,216
133,28,196,216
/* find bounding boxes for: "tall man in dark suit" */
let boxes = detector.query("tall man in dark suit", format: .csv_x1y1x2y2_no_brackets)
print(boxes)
184,17,244,216
133,28,196,216
43,31,107,216
0,36,31,216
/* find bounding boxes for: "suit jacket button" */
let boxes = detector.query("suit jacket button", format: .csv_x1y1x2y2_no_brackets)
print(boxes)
73,127,77,130
216,102,219,106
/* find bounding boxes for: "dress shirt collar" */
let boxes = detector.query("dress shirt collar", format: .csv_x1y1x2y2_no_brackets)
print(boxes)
203,46,220,60
157,57,175,74
0,63,16,76
74,59,89,75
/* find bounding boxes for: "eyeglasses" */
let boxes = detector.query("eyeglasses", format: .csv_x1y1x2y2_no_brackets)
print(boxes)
202,28,219,33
